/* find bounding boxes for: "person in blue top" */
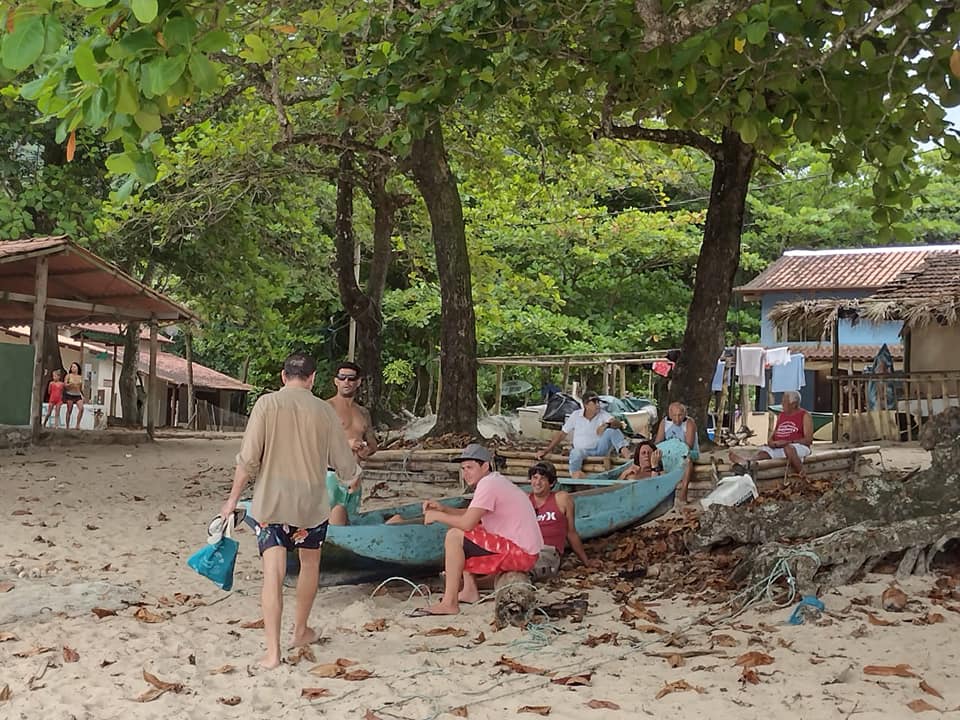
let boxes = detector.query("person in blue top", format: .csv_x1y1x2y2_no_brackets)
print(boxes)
654,402,698,504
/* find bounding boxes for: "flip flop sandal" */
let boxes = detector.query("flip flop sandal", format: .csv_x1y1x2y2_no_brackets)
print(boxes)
207,509,247,537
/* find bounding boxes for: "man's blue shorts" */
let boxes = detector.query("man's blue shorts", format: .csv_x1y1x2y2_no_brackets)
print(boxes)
254,521,328,556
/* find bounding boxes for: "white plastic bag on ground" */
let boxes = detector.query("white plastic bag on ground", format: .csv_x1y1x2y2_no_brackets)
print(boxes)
700,474,758,509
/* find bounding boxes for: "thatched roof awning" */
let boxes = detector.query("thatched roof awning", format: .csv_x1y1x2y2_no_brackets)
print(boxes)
768,295,959,333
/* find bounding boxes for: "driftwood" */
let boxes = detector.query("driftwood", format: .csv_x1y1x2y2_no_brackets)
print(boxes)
494,571,536,628
697,408,960,595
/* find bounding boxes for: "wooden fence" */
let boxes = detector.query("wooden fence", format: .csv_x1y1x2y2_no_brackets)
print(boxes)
834,371,960,442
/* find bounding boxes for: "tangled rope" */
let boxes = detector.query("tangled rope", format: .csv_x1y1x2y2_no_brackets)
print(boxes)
731,548,822,614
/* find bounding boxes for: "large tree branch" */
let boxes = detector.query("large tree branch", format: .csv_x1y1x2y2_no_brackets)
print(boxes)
602,122,722,160
634,0,760,51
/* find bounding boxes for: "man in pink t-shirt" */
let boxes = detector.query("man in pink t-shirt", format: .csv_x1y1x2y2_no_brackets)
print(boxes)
413,443,543,617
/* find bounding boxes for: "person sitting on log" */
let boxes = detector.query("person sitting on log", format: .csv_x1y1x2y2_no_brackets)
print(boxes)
536,391,628,478
618,440,664,480
654,402,699,503
527,461,595,568
410,443,543,617
730,390,813,477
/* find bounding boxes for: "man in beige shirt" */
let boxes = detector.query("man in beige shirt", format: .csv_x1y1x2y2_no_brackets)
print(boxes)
220,352,355,670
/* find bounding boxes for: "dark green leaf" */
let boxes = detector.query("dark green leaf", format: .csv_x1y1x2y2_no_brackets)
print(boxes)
164,16,198,47
2,14,45,71
73,41,100,84
141,54,187,97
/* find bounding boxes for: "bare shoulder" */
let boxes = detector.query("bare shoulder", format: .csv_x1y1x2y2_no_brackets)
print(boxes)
554,491,574,508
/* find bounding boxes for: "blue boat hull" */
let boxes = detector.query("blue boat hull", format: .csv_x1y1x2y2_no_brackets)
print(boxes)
240,462,684,585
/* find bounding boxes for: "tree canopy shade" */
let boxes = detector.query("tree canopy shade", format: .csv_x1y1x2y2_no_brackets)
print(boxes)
4,0,960,434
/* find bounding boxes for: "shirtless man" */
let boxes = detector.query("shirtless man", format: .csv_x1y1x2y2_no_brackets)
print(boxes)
326,361,378,525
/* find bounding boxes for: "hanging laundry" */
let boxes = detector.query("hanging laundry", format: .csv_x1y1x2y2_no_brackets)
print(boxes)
765,346,791,367
652,360,674,378
771,353,806,393
736,347,766,387
711,359,726,392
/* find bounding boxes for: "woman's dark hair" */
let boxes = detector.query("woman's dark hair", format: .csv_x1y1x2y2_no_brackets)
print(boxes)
68,362,81,374
527,461,558,486
633,440,658,466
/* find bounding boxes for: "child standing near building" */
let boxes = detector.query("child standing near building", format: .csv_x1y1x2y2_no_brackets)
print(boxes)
44,369,65,428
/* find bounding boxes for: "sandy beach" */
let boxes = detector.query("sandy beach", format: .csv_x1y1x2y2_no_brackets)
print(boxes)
1,438,957,719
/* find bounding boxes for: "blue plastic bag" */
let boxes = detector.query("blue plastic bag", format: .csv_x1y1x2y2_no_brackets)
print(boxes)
187,516,238,591
788,595,825,625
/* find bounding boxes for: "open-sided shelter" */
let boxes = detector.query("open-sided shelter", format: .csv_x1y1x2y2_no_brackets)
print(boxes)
0,236,198,439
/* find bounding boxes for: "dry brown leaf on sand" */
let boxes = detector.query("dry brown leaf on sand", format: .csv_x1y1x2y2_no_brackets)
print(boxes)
0,581,14,593
421,626,467,637
309,663,342,678
919,680,944,699
517,706,551,716
133,607,165,624
136,669,185,701
364,710,384,720
906,699,941,713
863,664,918,678
0,632,18,642
62,646,80,663
865,611,897,626
882,586,909,612
667,654,685,668
286,647,316,665
655,679,705,700
218,696,241,706
208,664,236,675
582,632,618,648
342,669,374,681
551,673,592,686
586,699,620,710
13,646,55,658
474,632,486,645
91,607,117,619
740,668,760,685
450,706,469,717
710,633,738,647
301,688,331,699
734,652,774,668
915,612,945,625
363,618,387,632
496,656,553,676
240,618,265,629
0,684,11,702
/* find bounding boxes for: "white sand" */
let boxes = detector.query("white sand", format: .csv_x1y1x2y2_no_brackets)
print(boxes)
1,439,957,719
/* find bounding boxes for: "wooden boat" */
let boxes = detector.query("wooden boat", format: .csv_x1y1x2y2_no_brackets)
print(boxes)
239,461,684,585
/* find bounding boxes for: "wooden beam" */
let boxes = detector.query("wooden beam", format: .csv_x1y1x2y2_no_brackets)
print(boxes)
493,364,503,415
831,316,840,443
0,290,182,320
29,258,49,442
147,320,158,439
185,328,195,429
110,340,118,417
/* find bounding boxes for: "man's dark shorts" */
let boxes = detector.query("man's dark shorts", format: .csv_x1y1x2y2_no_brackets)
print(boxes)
255,521,328,556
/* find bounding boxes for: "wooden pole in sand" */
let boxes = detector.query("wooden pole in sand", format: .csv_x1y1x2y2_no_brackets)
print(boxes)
185,328,195,429
147,319,158,439
29,257,49,442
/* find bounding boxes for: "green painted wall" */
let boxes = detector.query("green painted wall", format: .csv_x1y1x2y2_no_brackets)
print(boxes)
0,342,35,425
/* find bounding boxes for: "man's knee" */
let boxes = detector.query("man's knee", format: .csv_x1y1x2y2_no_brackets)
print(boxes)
329,505,348,526
445,527,464,544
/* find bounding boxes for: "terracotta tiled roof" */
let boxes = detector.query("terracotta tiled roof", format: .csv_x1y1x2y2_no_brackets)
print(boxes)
789,344,903,362
735,246,960,295
867,252,960,302
134,351,251,392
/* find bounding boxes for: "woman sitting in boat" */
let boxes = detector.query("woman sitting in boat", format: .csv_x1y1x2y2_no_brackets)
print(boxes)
618,440,664,480
654,402,698,504
527,461,595,567
411,443,543,617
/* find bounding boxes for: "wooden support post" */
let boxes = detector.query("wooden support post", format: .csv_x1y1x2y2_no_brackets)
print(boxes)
110,339,118,417
831,316,840,443
185,328,195,429
29,257,49,442
619,362,627,397
493,364,503,415
562,359,570,393
147,320,158,438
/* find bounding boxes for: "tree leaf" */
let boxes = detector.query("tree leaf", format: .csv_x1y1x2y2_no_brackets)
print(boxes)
140,54,187,97
734,651,774,668
242,34,269,64
919,680,943,699
517,707,551,716
116,72,139,114
738,118,759,145
746,21,768,45
301,687,331,699
188,53,219,91
62,645,80,663
586,700,620,710
863,664,918,677
951,50,960,79
906,698,940,713
1,14,45,71
73,41,100,84
131,0,159,24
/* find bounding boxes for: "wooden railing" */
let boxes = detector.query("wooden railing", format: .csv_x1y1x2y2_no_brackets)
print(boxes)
833,372,960,442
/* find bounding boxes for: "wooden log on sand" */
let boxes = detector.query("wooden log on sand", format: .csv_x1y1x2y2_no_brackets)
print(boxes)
494,571,536,628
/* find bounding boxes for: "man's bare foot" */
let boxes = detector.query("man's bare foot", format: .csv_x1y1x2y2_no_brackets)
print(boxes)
457,588,480,604
291,626,320,647
258,652,281,669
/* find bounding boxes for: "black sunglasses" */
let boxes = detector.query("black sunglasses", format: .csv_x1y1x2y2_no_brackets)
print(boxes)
336,373,360,381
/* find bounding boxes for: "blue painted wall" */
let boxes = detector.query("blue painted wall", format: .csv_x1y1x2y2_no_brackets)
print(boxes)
758,289,904,347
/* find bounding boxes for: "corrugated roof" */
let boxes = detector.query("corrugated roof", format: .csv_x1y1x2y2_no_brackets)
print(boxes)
0,236,199,324
789,344,903,362
736,246,960,296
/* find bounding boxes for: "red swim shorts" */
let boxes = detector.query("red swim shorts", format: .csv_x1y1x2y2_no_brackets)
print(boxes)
462,526,538,575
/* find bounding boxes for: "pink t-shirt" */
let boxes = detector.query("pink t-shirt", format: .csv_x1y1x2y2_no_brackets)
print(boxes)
469,472,544,556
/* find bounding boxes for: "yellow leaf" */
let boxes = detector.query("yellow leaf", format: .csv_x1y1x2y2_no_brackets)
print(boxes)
950,50,960,79
733,37,746,54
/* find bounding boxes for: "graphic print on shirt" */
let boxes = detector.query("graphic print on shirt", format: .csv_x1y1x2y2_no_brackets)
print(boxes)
537,510,558,523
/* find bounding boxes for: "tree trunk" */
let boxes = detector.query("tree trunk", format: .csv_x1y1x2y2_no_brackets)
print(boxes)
333,151,393,424
119,322,141,426
671,128,756,438
42,322,63,384
407,121,479,437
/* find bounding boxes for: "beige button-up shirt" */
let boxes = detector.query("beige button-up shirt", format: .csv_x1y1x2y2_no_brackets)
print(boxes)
237,386,356,528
